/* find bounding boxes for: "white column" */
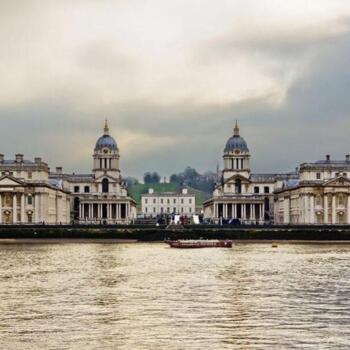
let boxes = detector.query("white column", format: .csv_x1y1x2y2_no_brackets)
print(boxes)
324,194,328,224
13,194,17,224
304,195,309,224
233,204,237,218
332,194,336,224
347,195,350,224
98,204,101,219
34,195,39,223
242,204,246,222
21,194,25,223
40,194,45,223
89,204,93,220
0,193,2,224
310,195,315,224
223,204,227,219
284,197,290,224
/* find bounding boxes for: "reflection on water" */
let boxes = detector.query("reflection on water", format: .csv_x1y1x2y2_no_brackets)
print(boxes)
0,243,349,349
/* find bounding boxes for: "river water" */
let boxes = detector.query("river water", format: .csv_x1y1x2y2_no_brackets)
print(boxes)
0,242,349,349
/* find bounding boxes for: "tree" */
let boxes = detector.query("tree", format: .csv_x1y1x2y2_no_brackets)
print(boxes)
151,172,161,183
170,174,181,183
143,172,152,184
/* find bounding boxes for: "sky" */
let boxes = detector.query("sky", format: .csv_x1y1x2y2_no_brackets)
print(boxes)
1,0,350,179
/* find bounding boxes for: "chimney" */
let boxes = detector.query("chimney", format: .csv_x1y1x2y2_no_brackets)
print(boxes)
346,155,350,162
56,166,63,174
15,153,23,163
0,154,3,162
149,188,154,194
326,154,330,162
182,188,188,194
34,157,42,164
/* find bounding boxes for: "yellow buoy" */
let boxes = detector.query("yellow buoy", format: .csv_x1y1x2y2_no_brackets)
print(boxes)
272,243,278,248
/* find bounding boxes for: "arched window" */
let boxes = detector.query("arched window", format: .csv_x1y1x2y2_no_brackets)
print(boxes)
102,178,109,193
235,179,242,194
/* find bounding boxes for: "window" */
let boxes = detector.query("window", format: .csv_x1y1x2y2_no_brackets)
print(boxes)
27,195,33,205
161,199,164,204
167,199,170,204
173,207,176,213
339,194,344,206
104,158,107,169
173,199,176,204
189,199,192,204
316,172,321,180
74,186,79,193
335,172,340,177
28,171,32,179
145,199,148,204
264,186,270,194
343,173,347,177
102,178,109,193
167,207,170,213
153,207,156,213
316,195,322,206
189,207,192,213
235,179,242,194
145,207,148,213
153,199,156,204
254,186,259,194
84,186,90,193
181,198,184,204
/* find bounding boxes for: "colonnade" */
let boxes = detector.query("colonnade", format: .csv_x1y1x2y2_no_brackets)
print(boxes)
283,193,350,224
213,202,264,223
0,192,32,224
79,202,129,222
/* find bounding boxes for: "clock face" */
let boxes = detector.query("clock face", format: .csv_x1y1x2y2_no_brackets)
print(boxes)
103,149,109,154
235,150,240,155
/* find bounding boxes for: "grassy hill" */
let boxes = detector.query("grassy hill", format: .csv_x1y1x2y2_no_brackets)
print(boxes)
128,182,210,209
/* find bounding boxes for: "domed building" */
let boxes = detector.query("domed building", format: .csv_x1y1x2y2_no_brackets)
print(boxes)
203,122,296,224
50,121,136,224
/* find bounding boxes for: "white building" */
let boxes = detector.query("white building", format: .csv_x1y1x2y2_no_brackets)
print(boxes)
0,154,70,224
141,188,195,217
274,155,350,225
50,121,136,224
203,122,296,224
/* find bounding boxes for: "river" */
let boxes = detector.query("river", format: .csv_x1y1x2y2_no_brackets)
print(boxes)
0,242,349,349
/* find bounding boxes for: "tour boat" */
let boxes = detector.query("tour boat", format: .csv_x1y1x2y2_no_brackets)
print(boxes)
165,239,233,249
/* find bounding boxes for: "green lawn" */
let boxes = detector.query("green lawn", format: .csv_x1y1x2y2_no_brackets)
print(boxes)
127,182,210,209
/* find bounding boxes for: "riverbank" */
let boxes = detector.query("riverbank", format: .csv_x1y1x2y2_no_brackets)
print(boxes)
1,224,350,241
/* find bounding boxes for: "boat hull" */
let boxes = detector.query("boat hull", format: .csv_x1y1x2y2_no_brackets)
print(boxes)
165,240,233,249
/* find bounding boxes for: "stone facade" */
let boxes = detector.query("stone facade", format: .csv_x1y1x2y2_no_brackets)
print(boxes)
141,188,195,217
0,155,70,224
203,122,297,224
274,156,350,225
50,121,136,224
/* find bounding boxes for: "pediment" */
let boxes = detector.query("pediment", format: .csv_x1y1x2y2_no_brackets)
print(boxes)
324,176,350,187
0,175,25,187
94,174,118,182
224,174,251,185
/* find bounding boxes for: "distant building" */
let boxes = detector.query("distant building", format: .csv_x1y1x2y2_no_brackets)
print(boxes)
274,155,350,224
50,121,136,224
141,187,195,217
0,154,70,224
203,122,297,224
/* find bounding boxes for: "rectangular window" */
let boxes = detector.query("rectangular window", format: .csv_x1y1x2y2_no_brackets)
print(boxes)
173,207,176,213
167,199,170,204
173,199,176,204
27,196,33,205
153,198,156,204
145,207,148,213
84,186,90,193
28,171,32,179
189,199,192,204
264,186,270,194
181,199,184,204
254,186,259,194
74,186,79,193
189,208,192,213
153,207,156,213
161,199,164,204
316,173,321,180
145,199,148,204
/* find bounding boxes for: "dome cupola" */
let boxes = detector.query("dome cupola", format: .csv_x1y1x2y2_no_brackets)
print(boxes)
224,121,249,153
94,120,118,151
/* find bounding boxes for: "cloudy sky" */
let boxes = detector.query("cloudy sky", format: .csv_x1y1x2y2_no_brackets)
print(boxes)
1,0,350,179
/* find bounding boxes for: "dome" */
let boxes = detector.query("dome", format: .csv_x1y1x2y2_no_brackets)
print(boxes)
94,120,118,151
224,121,249,152
95,134,117,151
224,135,249,152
